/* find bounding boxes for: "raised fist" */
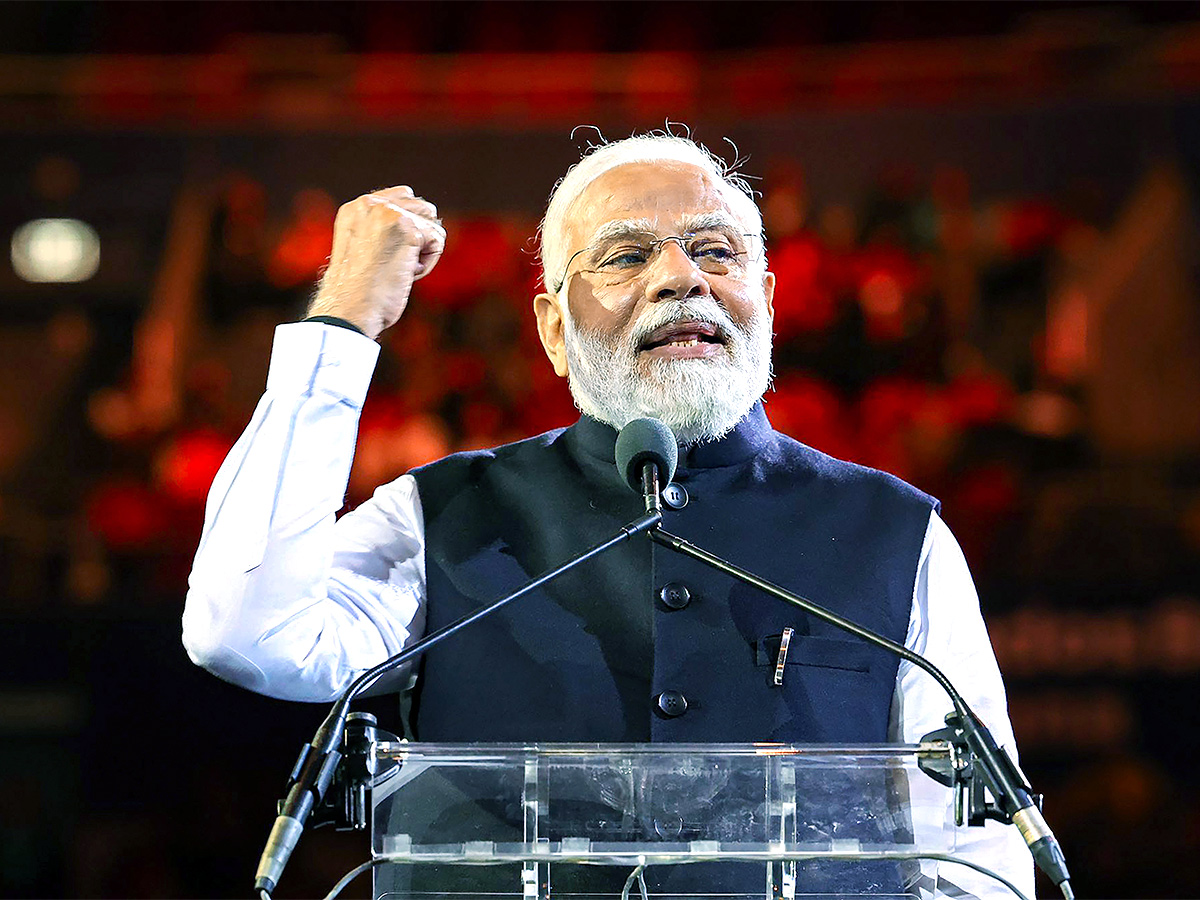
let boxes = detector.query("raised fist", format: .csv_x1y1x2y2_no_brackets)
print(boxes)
307,186,446,340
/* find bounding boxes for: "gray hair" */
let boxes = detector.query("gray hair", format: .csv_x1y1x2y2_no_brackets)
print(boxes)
538,131,765,293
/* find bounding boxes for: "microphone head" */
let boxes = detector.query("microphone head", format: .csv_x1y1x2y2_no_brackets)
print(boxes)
615,417,678,493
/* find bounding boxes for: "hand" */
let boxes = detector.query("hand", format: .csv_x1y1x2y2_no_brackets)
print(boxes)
307,186,446,340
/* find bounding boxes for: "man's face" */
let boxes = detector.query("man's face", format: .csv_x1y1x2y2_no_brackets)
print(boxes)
534,161,776,443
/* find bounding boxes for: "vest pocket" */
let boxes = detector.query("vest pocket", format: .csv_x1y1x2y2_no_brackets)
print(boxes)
754,634,872,672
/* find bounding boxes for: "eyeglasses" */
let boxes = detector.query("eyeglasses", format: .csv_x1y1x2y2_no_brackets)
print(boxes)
554,230,764,292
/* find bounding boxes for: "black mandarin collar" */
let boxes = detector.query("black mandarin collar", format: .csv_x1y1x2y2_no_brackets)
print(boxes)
568,402,776,476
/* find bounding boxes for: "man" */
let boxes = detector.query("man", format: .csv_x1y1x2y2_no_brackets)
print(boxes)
183,133,1032,897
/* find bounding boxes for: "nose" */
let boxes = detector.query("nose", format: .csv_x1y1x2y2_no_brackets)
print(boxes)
645,239,709,302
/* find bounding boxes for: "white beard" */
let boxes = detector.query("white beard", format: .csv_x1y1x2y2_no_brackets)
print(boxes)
561,294,774,445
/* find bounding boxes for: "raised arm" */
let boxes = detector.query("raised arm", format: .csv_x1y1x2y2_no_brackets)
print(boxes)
181,186,445,701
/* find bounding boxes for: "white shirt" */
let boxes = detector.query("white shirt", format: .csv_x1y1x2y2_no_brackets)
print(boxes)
182,322,1035,899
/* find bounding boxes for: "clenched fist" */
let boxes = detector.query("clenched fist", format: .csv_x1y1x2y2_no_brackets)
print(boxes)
307,186,446,340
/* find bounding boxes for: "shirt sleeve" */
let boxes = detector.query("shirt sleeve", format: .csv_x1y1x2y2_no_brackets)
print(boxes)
891,511,1036,899
182,322,428,702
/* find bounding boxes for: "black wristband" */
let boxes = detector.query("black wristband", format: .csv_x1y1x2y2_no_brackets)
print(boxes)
303,315,366,336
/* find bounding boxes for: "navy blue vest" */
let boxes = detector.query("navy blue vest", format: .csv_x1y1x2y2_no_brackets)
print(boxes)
409,403,937,746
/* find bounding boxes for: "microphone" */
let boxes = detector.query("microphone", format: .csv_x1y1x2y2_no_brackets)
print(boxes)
256,423,680,897
615,417,678,512
253,439,669,897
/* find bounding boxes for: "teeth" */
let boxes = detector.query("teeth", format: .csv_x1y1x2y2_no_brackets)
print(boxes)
668,338,699,347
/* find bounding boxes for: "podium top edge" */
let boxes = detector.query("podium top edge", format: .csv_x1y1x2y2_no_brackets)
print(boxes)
372,741,940,757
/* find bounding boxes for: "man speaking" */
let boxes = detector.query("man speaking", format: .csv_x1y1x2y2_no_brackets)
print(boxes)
183,133,1033,896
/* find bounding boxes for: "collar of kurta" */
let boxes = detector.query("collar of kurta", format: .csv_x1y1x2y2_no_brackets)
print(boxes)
569,401,776,474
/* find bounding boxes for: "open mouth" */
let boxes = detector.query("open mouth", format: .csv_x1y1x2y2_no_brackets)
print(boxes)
637,320,727,353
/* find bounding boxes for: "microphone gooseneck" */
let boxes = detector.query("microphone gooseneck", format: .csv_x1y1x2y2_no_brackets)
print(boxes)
253,427,670,896
635,448,1074,897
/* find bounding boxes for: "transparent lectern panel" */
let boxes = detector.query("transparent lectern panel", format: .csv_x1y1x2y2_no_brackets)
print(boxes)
371,743,959,900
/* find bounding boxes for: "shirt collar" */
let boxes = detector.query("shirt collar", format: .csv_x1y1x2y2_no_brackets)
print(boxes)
568,401,775,474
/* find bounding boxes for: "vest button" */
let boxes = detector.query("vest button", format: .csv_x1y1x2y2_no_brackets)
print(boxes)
655,690,688,717
659,583,691,610
662,482,689,509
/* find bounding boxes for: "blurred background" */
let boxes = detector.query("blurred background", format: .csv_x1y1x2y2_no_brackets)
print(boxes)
3,1,1200,897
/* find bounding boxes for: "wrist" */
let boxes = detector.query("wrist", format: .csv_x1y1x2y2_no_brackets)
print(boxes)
303,314,367,336
304,296,379,339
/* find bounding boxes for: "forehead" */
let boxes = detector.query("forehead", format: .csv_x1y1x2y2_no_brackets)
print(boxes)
565,161,746,246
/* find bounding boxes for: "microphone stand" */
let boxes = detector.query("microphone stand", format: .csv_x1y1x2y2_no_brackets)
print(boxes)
255,423,1071,898
253,507,662,898
644,513,1073,898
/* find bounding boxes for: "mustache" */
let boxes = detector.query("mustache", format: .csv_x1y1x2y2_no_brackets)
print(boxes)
626,298,738,351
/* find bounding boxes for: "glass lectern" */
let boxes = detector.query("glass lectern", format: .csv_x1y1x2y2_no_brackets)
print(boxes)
370,741,974,900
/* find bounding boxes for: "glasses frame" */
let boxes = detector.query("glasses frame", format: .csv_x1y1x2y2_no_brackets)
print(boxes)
553,230,765,293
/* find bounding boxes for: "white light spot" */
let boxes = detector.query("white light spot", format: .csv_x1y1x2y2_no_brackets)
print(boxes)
11,218,100,283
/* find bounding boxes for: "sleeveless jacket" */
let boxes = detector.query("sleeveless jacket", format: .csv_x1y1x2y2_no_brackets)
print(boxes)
409,403,937,745
399,404,938,895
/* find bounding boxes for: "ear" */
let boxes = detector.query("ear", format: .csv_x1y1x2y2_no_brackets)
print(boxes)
533,290,570,378
761,269,776,325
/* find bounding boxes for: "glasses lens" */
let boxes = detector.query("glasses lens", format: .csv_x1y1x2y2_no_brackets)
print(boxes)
596,239,656,276
686,233,744,273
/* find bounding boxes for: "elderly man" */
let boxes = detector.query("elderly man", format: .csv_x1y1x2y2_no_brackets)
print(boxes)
183,134,1032,897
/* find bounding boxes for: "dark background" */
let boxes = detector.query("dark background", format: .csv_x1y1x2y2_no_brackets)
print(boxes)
3,2,1200,897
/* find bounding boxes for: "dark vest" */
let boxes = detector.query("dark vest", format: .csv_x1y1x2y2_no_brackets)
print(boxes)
401,404,937,896
409,403,937,745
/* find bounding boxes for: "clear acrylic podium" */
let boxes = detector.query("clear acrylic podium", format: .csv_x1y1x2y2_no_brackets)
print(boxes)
370,742,969,900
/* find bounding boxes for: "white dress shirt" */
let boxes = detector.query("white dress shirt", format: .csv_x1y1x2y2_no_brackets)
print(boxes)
182,322,1035,899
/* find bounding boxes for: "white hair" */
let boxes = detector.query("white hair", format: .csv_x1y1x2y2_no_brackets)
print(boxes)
538,131,765,292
